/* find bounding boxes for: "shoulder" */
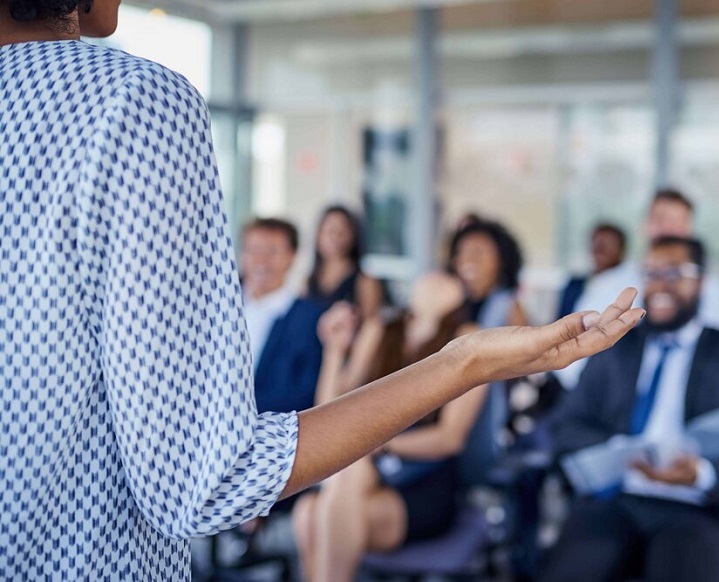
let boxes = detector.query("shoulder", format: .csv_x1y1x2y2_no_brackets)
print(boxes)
577,262,641,312
288,298,325,321
356,272,381,289
564,276,587,290
698,327,719,351
79,43,207,122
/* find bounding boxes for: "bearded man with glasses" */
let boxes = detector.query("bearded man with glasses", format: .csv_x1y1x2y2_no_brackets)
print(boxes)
542,237,719,582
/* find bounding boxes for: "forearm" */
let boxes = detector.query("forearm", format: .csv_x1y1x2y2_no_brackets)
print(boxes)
314,347,347,405
279,290,645,498
385,387,488,460
385,422,468,461
280,342,473,498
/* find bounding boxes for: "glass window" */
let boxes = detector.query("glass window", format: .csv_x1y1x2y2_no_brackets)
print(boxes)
96,6,212,98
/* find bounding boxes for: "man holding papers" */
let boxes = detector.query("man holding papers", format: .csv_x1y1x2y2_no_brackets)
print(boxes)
542,236,719,582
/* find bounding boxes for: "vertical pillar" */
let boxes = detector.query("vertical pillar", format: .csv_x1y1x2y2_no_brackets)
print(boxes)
652,0,680,189
209,23,254,247
411,7,439,276
230,24,254,232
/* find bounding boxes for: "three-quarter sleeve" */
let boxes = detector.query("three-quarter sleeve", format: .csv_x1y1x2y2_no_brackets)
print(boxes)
77,63,298,539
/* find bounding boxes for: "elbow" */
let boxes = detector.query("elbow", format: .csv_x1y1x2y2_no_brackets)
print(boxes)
443,432,469,457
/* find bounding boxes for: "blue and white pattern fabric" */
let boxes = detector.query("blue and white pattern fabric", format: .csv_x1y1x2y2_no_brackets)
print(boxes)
0,40,298,580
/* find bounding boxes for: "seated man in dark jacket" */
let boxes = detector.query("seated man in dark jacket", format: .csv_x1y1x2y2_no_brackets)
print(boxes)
240,218,323,414
542,236,719,582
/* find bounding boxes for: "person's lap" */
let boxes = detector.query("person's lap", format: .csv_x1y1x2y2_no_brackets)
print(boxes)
541,494,719,582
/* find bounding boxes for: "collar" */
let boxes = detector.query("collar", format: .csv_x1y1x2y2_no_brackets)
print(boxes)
244,284,297,314
647,318,703,350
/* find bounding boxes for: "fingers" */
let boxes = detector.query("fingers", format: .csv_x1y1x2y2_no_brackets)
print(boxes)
595,287,639,326
581,306,645,348
536,288,642,353
631,458,697,485
542,290,644,369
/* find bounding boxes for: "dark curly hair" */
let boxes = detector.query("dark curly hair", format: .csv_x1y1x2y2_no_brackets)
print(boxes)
448,219,524,290
4,0,93,22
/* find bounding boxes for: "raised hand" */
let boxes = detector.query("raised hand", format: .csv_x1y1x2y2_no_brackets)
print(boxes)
317,301,359,353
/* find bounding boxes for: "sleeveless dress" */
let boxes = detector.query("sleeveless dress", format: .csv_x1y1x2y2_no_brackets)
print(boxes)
307,270,360,310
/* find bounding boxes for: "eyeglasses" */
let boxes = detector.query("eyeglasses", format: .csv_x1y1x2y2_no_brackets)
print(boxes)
641,262,702,283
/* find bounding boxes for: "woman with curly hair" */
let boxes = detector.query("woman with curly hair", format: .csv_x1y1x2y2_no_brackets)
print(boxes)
0,2,644,580
449,219,529,328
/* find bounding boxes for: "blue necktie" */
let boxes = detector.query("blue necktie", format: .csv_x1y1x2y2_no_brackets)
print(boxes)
630,337,676,435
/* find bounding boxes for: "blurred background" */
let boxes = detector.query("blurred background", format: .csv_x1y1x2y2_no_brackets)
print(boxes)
99,0,719,319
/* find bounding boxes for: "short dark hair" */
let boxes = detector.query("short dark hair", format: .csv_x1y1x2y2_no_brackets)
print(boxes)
652,188,694,214
449,219,523,290
650,236,706,271
592,223,627,251
243,217,299,252
5,0,93,22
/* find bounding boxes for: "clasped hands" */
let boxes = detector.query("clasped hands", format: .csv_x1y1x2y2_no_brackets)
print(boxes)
633,455,700,487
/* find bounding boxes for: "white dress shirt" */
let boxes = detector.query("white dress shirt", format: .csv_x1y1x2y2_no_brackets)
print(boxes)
623,320,717,504
244,285,298,370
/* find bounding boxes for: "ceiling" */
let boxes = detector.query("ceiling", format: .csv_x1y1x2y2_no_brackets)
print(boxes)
126,0,515,24
125,0,719,30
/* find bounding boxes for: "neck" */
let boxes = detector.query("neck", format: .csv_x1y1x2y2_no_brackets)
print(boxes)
322,256,352,272
246,282,284,301
0,13,80,47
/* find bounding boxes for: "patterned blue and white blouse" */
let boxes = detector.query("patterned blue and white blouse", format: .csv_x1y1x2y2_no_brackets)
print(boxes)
0,40,298,580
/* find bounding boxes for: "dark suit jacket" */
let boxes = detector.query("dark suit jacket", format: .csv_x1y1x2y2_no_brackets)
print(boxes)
556,275,588,319
552,324,719,506
254,298,324,415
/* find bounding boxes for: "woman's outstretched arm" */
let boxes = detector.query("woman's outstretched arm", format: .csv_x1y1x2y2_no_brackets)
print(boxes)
280,288,643,499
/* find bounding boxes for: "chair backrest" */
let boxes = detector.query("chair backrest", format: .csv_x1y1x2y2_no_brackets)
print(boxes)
457,380,507,487
458,289,514,487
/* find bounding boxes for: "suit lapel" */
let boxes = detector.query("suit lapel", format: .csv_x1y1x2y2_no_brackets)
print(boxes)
617,328,648,431
256,300,296,378
684,327,717,422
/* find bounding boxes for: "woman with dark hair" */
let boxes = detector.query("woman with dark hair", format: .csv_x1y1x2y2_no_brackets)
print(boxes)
0,2,644,580
294,273,486,582
307,205,384,319
449,219,528,328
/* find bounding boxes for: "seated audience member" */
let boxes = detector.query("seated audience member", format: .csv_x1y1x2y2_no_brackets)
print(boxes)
559,189,719,388
557,223,627,319
240,218,323,414
291,272,486,582
542,236,719,582
306,205,385,319
449,219,528,327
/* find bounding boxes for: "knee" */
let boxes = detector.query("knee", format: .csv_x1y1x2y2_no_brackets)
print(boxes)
292,493,318,551
323,457,377,500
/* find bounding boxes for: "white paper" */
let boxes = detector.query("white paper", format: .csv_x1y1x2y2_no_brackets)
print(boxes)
561,436,656,495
